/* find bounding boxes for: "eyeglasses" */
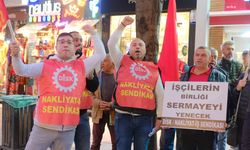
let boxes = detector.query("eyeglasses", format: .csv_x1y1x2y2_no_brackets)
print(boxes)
58,40,73,45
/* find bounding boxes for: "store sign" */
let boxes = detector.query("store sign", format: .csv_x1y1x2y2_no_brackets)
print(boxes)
63,1,85,19
28,0,86,24
84,0,101,20
61,0,86,23
28,0,61,23
225,0,250,11
89,0,99,18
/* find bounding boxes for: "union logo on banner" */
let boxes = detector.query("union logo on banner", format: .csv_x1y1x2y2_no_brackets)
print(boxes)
0,0,9,32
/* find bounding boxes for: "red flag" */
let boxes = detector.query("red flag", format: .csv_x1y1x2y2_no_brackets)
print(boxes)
0,0,9,32
158,0,179,84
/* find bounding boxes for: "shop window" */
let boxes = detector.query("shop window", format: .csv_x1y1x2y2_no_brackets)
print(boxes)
159,12,190,63
0,33,8,94
110,15,136,54
110,12,190,63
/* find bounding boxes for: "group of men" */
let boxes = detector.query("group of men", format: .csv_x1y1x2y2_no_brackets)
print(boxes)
160,36,249,150
9,15,162,150
9,15,250,150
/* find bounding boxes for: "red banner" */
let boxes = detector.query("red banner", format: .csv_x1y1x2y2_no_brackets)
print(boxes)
0,0,8,32
210,15,250,25
225,0,250,11
158,0,179,84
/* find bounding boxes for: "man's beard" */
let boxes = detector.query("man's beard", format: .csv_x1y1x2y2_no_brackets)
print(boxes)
224,54,233,61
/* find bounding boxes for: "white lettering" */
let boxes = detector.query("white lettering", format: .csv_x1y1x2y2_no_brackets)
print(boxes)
58,74,73,82
135,66,146,73
29,0,61,17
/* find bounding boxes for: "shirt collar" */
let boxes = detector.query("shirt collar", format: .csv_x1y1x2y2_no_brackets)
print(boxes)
50,55,77,62
190,66,211,75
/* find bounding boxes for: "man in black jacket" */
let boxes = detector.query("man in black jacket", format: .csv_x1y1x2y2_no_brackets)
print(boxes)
70,31,99,150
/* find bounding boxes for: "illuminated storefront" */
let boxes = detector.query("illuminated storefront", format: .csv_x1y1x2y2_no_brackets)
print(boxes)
15,0,101,61
0,33,8,94
101,0,196,63
110,13,190,62
209,0,250,62
0,4,28,95
27,0,87,23
15,0,87,63
10,0,100,95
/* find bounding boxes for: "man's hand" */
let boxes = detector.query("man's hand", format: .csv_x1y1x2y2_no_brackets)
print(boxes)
9,41,21,57
121,16,134,27
83,25,96,35
236,79,247,91
99,101,111,110
155,118,162,131
86,70,94,79
215,122,228,132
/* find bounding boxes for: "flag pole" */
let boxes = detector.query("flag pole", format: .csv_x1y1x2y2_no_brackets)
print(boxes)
7,20,16,41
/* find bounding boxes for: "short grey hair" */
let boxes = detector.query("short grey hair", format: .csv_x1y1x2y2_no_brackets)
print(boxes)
242,50,249,56
196,46,211,56
221,41,234,49
210,47,218,57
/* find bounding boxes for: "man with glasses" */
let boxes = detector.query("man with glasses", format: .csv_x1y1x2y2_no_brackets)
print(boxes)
9,25,105,150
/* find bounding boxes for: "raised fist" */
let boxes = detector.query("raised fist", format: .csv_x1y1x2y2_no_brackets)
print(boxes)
121,16,134,26
82,25,96,35
9,41,21,57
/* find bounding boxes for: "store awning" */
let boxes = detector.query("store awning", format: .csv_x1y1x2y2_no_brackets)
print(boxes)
16,23,49,34
62,19,99,32
210,10,250,26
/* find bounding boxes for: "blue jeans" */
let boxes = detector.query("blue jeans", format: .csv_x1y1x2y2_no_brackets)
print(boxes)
160,128,175,150
74,111,90,150
217,132,227,150
115,112,153,150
